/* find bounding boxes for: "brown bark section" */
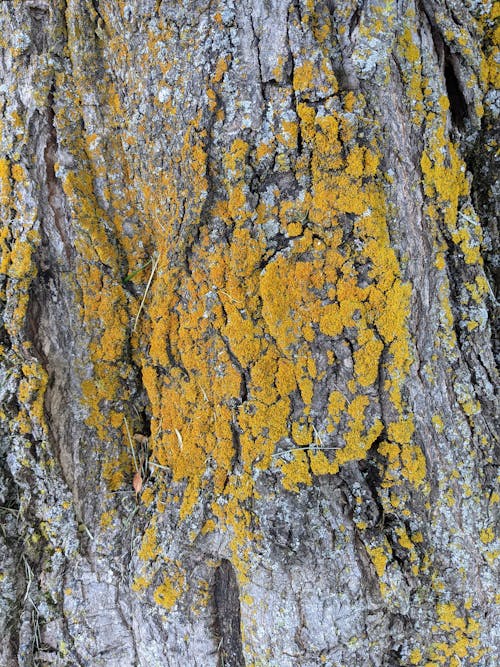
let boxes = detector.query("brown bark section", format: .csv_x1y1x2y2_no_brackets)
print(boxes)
214,559,245,667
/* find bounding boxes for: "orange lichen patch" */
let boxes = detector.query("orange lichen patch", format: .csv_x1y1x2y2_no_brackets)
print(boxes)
50,65,140,444
278,121,299,149
396,24,426,122
409,648,422,664
154,577,182,609
251,100,419,492
353,329,384,387
212,55,230,84
138,521,161,562
255,142,274,162
278,450,312,492
293,61,314,92
337,399,383,465
6,294,30,338
296,102,317,142
1,107,43,400
479,527,495,544
435,250,446,270
367,545,389,578
100,509,116,529
426,602,485,665
399,27,420,64
45,1,437,593
0,157,11,204
420,131,469,227
17,362,48,430
11,163,26,182
395,526,414,550
131,576,150,593
380,437,426,489
387,418,414,444
153,563,186,609
293,105,417,479
346,145,378,178
0,227,11,276
141,487,155,507
419,117,483,274
327,390,346,425
308,450,339,476
465,275,490,304
7,239,33,279
261,252,323,349
102,451,133,492
224,138,249,173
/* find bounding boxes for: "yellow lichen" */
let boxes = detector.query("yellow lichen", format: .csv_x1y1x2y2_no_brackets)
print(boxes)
368,545,388,578
153,569,186,609
14,9,476,608
8,239,33,279
432,415,444,433
138,522,160,561
293,61,314,92
479,527,494,544
100,510,116,528
409,648,422,664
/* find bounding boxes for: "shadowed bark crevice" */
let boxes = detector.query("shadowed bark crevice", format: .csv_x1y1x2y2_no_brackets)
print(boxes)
443,56,468,129
213,559,245,667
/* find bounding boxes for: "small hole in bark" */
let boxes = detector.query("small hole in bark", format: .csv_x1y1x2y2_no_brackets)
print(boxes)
444,58,468,128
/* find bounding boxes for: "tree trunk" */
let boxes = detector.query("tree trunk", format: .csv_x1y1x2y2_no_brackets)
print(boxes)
0,1,498,665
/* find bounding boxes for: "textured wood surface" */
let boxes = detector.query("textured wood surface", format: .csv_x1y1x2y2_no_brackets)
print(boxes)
0,1,498,665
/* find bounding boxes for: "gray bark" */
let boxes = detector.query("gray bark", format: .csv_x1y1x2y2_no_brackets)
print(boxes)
0,1,498,666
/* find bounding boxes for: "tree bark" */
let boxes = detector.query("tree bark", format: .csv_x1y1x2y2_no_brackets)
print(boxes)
0,1,498,665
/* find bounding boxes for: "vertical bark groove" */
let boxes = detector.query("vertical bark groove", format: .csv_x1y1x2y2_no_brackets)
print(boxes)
214,559,245,667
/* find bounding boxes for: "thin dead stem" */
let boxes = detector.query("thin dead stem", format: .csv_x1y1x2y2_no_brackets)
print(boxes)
272,445,341,458
133,253,160,332
124,416,139,474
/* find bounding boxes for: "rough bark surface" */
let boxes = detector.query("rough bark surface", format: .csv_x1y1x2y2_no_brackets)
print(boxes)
0,1,498,666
